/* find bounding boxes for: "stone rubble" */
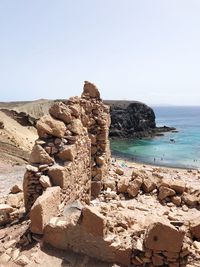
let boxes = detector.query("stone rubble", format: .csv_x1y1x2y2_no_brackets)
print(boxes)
1,81,200,266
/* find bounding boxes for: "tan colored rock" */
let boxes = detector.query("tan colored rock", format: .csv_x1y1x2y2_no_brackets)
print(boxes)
36,114,67,138
6,193,23,208
67,119,83,134
144,221,185,252
0,204,14,213
39,175,52,188
169,180,185,194
0,253,11,263
115,168,124,175
117,177,129,193
49,102,72,124
82,206,106,237
30,186,61,234
10,184,22,194
152,254,164,266
48,166,69,188
96,156,105,166
182,193,198,206
158,186,176,201
14,255,30,266
142,178,156,193
82,81,100,99
91,181,101,198
29,144,54,164
127,178,142,197
57,145,76,161
190,216,200,240
171,195,182,206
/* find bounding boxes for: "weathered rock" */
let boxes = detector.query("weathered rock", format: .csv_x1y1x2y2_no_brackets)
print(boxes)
14,255,30,266
6,192,23,208
10,184,23,194
82,81,100,99
169,180,186,194
67,119,83,134
182,193,198,206
29,144,54,164
190,216,200,240
49,102,72,124
0,204,14,213
144,221,185,252
171,195,182,206
57,145,76,161
115,168,124,175
48,166,68,188
117,177,129,193
39,175,52,188
0,120,4,129
127,178,142,197
142,178,156,193
82,206,107,237
30,186,61,234
158,186,176,201
0,253,11,264
36,114,67,138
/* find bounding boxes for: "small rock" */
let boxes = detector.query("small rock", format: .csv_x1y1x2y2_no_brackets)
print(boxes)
0,253,11,263
12,248,20,260
15,255,30,266
39,175,52,188
3,239,17,249
26,165,38,173
115,168,124,175
10,184,22,194
158,186,176,201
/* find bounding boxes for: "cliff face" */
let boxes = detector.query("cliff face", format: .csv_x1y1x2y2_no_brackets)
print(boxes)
106,101,156,138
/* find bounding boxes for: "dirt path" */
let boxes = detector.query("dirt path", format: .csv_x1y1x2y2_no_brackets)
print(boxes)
0,162,25,197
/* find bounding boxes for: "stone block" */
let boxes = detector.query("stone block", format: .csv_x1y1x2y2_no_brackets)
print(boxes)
30,186,61,234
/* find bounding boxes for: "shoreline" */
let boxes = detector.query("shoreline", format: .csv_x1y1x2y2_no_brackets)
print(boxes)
111,151,199,171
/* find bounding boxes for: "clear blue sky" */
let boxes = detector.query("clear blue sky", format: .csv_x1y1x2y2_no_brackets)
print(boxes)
0,0,200,105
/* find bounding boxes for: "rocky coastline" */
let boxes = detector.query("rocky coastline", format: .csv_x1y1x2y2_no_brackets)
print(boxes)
106,100,175,139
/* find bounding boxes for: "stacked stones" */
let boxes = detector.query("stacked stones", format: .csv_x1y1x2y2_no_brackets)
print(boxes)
23,81,111,212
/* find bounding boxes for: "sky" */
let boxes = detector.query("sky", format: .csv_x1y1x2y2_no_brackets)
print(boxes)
0,0,200,105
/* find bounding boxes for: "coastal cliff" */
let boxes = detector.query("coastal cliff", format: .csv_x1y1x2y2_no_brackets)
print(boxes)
105,100,174,138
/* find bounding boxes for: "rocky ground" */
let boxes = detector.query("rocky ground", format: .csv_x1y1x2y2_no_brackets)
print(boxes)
0,82,200,267
1,159,200,266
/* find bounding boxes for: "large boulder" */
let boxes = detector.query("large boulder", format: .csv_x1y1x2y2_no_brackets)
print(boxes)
30,186,61,234
144,221,185,252
36,114,67,138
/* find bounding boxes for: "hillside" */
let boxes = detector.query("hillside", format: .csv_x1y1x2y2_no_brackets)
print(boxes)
0,110,37,164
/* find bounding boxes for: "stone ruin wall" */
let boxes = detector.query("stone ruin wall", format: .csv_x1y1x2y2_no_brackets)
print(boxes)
23,81,110,212
21,81,199,266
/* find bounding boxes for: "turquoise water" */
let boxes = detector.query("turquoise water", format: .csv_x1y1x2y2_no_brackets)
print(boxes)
111,106,200,169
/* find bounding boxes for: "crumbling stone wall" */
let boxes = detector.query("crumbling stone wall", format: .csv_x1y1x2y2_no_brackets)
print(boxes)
23,81,110,211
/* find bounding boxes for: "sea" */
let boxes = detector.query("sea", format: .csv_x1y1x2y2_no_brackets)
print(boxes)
110,106,200,169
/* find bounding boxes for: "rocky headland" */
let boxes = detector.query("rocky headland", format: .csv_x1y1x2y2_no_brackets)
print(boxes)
106,100,175,139
0,82,200,267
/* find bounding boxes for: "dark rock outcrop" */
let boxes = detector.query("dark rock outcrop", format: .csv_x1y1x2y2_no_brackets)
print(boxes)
105,101,174,138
